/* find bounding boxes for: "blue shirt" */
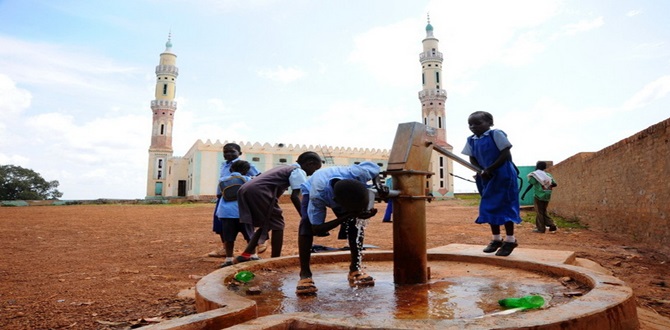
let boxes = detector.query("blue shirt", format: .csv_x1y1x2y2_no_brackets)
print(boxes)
301,161,380,225
215,172,252,218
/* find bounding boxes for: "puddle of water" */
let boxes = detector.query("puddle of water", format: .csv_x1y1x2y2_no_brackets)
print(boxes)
226,261,583,320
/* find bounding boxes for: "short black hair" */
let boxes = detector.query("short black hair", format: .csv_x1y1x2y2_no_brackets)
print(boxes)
333,179,369,213
223,143,242,153
231,160,250,175
297,151,322,165
470,111,494,125
536,161,547,170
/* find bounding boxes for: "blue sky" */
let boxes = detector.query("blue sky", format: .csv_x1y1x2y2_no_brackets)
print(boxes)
1,0,669,199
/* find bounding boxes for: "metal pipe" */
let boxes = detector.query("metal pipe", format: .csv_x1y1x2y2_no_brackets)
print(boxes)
432,144,482,172
392,172,428,284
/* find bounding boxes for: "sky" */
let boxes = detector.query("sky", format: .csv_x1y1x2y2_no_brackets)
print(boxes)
1,0,669,200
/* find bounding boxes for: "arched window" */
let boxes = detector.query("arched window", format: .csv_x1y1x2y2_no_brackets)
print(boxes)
160,124,165,135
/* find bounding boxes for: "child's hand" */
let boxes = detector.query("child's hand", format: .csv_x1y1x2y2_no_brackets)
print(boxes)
480,169,493,180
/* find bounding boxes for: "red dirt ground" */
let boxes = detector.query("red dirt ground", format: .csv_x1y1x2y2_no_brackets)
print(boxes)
1,200,668,329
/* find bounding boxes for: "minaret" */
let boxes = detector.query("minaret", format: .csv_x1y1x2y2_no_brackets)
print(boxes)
146,33,179,198
418,15,454,197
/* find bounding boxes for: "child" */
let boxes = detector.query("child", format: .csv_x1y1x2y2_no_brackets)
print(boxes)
521,161,558,233
208,143,261,258
234,151,323,262
296,162,380,295
215,160,259,267
461,111,522,257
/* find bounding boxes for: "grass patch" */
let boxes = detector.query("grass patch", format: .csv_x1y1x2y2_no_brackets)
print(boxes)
454,193,480,206
520,211,587,229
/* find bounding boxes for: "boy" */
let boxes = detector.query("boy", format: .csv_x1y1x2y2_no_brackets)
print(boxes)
521,161,558,233
296,162,380,295
234,151,323,261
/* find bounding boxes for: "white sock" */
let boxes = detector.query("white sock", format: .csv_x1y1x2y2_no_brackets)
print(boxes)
492,234,502,241
505,235,516,243
251,254,259,259
225,257,233,262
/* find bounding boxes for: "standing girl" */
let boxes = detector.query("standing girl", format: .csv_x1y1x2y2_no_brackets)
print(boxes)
208,143,261,258
461,111,522,256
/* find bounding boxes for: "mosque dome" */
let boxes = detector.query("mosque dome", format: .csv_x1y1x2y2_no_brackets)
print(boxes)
426,23,434,31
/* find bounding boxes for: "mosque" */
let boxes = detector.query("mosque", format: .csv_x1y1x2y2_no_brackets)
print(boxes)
145,19,454,200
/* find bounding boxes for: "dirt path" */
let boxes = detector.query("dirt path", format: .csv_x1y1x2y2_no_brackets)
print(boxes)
1,200,668,329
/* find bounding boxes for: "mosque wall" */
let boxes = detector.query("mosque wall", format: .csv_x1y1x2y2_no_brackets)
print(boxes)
548,117,670,252
170,140,390,199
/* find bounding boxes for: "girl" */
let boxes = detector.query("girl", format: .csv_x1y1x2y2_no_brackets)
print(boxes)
208,143,262,258
215,160,255,267
461,111,522,257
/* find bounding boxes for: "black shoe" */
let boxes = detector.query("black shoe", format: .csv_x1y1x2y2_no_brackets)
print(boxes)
548,225,557,232
532,229,545,233
495,241,518,257
483,240,503,253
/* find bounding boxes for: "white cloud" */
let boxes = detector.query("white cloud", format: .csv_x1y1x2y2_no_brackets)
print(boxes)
0,153,30,167
256,66,306,83
0,36,140,91
561,17,604,36
0,74,31,118
277,101,414,150
622,75,670,111
500,31,547,66
348,18,420,88
626,9,642,17
426,0,562,80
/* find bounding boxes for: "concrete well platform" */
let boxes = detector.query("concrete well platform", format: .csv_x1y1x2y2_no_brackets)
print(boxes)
142,244,639,330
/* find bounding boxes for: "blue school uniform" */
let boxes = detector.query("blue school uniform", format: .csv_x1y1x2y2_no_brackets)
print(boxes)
462,129,521,226
215,172,252,219
212,158,259,234
300,161,380,226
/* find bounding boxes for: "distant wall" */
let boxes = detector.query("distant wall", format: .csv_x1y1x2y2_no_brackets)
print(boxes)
548,118,670,251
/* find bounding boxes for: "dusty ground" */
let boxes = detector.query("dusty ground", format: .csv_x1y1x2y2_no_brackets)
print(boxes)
0,199,668,329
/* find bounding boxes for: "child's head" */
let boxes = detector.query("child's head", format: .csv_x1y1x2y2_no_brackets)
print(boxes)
297,151,323,176
332,179,370,214
231,160,250,175
223,143,242,162
467,111,494,137
536,161,547,170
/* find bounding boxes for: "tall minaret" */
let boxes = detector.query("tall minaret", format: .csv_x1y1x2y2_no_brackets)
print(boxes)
418,15,454,197
146,33,179,198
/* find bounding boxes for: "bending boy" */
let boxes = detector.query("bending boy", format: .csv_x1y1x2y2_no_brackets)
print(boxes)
296,162,380,295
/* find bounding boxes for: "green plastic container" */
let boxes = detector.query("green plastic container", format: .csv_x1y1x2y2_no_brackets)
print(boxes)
234,270,255,283
498,295,545,309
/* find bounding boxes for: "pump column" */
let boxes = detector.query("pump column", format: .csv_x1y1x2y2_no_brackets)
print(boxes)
386,122,436,284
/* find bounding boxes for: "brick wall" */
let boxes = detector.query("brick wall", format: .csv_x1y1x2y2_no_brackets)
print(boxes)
548,117,670,251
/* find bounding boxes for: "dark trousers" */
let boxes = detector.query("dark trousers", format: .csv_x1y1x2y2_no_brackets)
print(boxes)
534,197,555,232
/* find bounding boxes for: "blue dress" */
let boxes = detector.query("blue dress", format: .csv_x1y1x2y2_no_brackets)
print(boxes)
463,129,521,226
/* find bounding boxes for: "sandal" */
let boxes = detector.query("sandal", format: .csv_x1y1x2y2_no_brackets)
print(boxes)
296,278,318,295
257,242,268,254
348,271,375,287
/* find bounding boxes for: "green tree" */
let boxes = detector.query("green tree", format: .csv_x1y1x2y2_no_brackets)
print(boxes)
0,165,63,200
